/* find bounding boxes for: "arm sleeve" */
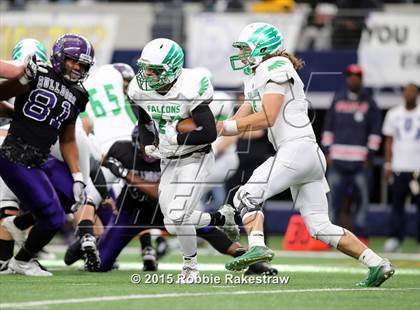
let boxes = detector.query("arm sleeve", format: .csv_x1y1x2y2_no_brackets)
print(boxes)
135,105,158,146
176,100,217,145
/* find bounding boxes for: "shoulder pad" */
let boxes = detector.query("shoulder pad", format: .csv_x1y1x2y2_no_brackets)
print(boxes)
127,78,141,101
179,68,214,101
254,56,295,89
209,91,235,120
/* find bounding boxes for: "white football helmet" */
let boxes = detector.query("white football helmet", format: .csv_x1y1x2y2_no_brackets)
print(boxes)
230,23,284,75
136,38,184,90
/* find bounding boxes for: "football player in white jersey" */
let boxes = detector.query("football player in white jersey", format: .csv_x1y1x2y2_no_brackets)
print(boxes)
82,64,137,154
218,23,394,287
78,63,137,226
128,38,237,283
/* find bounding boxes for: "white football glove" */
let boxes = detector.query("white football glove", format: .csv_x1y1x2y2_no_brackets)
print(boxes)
71,172,87,212
19,54,48,85
144,145,162,159
166,121,178,145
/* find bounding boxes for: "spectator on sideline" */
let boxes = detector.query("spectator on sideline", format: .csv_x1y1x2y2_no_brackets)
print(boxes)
322,64,382,240
331,0,382,49
382,83,420,252
297,3,337,51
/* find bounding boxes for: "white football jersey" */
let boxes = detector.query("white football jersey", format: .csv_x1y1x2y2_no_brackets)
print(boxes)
82,65,137,153
382,104,420,172
210,90,237,156
128,68,214,157
243,56,316,150
209,91,235,121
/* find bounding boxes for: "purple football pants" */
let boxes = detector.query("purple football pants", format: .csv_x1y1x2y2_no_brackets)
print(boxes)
0,156,74,229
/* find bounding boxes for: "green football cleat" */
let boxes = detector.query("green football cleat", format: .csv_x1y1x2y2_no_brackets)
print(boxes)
356,259,395,287
225,246,274,271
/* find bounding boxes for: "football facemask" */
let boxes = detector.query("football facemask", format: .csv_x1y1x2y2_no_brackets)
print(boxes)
136,61,175,91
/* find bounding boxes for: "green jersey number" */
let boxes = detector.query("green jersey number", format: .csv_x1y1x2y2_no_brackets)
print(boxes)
151,113,183,134
87,84,121,118
151,114,167,134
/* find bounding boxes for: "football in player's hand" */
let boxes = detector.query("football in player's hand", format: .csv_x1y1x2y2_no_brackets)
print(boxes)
176,118,197,133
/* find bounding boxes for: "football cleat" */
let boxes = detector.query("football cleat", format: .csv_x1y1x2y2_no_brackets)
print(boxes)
245,261,278,276
225,246,274,271
177,256,199,284
7,257,52,276
218,204,240,242
0,259,12,274
142,246,158,272
80,234,100,272
356,258,395,287
1,216,27,247
64,238,82,266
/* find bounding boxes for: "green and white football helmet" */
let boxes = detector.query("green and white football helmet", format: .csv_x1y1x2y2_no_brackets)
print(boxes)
11,38,48,62
136,38,184,91
230,23,284,75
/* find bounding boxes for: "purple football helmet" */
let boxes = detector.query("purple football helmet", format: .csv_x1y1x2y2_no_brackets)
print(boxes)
50,33,95,82
112,63,135,81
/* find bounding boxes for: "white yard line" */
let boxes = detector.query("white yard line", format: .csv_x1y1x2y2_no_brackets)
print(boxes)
1,288,419,309
40,260,420,275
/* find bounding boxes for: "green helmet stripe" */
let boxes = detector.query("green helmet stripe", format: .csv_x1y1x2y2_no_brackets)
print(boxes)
255,29,278,47
171,53,183,64
248,25,269,44
11,39,48,62
162,44,176,65
12,51,22,59
260,36,282,49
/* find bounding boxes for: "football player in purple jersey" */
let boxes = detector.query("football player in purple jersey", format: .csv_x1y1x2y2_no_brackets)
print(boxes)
0,33,94,276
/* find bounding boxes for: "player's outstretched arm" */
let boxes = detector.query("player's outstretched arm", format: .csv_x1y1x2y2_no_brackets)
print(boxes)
0,78,29,101
219,93,284,135
232,101,253,120
125,173,159,199
0,101,14,118
59,124,82,175
0,59,24,79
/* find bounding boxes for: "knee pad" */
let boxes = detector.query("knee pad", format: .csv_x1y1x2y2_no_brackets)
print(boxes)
166,206,190,225
233,189,263,219
163,217,177,235
302,213,344,248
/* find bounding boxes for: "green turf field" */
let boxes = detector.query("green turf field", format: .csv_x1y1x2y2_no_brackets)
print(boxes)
1,237,419,310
